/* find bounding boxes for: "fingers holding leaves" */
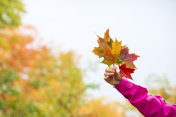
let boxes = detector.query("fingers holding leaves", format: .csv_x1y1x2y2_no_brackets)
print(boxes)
104,72,114,77
104,76,111,82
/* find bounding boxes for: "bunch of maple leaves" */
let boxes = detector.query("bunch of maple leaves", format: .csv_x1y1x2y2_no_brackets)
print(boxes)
92,29,139,80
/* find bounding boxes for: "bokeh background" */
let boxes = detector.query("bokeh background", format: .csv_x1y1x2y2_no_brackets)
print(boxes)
0,0,176,116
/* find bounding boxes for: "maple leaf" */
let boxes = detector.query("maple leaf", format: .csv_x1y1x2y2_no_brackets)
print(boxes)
111,38,122,59
92,29,139,80
102,45,115,64
119,64,135,80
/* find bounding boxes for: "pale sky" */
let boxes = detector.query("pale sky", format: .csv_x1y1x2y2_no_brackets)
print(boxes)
22,0,176,102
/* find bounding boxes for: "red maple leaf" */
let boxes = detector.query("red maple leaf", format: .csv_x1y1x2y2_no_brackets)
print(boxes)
119,64,135,80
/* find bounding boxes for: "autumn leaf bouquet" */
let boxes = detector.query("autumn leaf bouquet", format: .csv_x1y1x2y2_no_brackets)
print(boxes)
92,29,139,80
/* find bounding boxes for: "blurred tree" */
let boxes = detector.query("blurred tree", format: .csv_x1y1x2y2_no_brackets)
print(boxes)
76,97,127,117
0,26,89,116
145,75,176,104
0,0,25,28
0,26,129,117
0,26,41,116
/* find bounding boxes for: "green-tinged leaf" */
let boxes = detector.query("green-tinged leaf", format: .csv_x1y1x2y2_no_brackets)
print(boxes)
92,47,104,58
101,59,113,67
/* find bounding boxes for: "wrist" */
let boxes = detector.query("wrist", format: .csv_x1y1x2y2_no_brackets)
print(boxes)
113,79,121,87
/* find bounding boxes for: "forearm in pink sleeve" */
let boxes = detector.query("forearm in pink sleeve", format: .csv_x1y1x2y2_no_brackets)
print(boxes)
115,78,176,117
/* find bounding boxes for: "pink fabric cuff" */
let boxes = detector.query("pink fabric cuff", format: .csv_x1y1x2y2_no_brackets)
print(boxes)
114,78,133,93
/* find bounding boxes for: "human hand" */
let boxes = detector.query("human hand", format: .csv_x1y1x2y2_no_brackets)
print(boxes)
104,67,122,86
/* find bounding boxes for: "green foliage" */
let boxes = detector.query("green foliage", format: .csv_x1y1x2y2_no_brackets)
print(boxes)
0,69,20,97
0,0,25,28
0,26,98,117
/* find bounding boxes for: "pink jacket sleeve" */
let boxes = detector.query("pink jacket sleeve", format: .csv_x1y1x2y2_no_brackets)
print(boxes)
115,78,176,117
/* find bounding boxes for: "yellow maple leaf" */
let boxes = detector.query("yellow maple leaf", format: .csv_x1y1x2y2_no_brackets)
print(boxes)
111,38,122,59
